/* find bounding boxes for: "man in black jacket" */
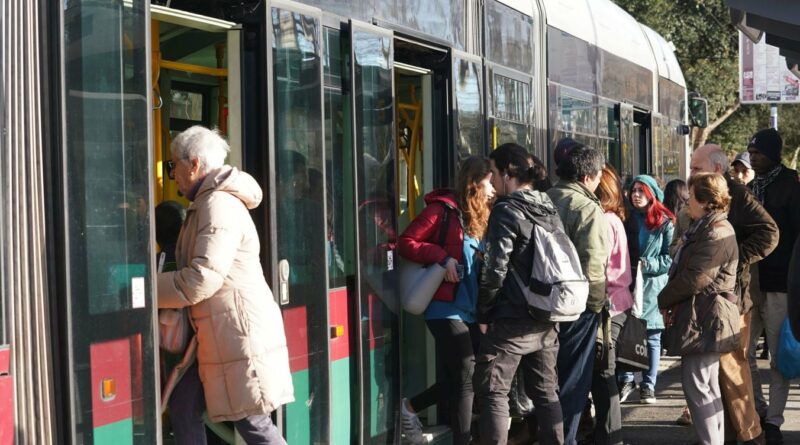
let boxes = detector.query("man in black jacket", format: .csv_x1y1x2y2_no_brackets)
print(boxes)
746,128,800,445
475,143,564,445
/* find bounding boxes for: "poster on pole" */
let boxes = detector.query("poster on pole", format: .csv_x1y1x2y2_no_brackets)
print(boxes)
739,31,800,104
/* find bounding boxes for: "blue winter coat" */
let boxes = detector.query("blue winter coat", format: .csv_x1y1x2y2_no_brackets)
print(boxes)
626,212,674,330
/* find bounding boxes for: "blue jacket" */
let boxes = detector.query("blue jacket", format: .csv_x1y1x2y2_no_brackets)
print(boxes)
626,212,673,330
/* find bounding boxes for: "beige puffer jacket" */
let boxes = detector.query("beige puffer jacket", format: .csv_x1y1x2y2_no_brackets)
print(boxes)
157,166,294,422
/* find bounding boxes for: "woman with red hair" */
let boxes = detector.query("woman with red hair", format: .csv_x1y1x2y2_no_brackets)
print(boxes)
618,175,675,405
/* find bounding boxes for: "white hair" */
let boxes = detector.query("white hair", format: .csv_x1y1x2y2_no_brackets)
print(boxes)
171,125,230,174
708,149,730,174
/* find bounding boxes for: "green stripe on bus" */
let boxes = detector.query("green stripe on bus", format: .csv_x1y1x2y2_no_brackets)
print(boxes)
331,358,352,444
93,418,133,445
285,369,311,445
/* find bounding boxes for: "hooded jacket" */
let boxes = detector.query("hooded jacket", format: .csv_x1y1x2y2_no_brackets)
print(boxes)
625,213,673,330
477,188,561,323
397,189,464,302
157,166,294,422
547,181,609,313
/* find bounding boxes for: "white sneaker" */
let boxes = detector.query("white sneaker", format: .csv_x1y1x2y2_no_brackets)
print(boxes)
401,398,424,444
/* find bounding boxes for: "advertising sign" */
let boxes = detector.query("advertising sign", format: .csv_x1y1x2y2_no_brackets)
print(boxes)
739,31,800,104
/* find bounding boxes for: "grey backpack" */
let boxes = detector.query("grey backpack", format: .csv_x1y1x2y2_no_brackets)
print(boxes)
510,214,589,322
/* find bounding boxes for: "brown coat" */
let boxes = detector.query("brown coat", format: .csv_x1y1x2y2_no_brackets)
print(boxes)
669,179,777,313
659,213,739,333
157,166,294,422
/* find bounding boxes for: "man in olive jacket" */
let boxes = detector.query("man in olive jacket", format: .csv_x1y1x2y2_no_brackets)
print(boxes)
547,144,610,445
684,144,778,444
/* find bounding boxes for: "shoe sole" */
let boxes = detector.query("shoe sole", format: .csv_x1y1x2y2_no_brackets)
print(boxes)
640,398,656,404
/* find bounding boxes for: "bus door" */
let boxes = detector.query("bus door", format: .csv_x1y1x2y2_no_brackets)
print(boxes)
615,102,635,182
650,112,665,180
321,21,359,444
348,19,401,444
266,1,331,444
58,0,159,443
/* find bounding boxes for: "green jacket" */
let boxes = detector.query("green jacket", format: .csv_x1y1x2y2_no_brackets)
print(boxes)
547,181,609,313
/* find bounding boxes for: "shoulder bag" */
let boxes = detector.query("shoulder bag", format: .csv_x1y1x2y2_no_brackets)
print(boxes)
399,206,451,315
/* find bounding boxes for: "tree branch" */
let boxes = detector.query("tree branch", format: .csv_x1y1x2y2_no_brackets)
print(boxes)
707,100,740,134
691,100,741,149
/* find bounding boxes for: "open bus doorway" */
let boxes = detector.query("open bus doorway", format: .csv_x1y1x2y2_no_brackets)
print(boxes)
393,37,457,443
149,6,243,444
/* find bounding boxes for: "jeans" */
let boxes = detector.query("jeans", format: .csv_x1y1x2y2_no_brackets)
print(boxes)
474,318,563,445
557,310,600,445
618,329,662,392
409,319,480,445
683,353,724,445
168,364,286,445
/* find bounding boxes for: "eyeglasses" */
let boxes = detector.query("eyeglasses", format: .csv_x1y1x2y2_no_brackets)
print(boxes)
165,160,176,180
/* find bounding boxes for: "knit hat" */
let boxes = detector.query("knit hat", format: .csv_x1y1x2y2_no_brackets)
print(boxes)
747,128,783,163
632,174,664,202
553,137,580,166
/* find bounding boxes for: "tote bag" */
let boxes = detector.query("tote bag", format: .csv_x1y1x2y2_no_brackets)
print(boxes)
159,308,191,354
615,312,649,372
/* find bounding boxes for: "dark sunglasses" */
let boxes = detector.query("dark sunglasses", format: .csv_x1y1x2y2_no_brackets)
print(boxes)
165,160,176,179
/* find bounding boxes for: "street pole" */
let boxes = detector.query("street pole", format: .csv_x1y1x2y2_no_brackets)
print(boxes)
771,104,779,130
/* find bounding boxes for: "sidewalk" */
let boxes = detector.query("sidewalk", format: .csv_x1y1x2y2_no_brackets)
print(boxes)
620,356,800,444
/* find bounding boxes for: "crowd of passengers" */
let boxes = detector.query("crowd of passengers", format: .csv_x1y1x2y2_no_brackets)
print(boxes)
398,128,800,445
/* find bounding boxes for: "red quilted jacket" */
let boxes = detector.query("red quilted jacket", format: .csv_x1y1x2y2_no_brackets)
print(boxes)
397,189,463,302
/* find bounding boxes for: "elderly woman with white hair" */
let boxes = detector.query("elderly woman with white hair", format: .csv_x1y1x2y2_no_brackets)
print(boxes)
158,125,293,444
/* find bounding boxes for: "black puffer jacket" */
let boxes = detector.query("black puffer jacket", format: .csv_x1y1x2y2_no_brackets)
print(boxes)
477,189,562,323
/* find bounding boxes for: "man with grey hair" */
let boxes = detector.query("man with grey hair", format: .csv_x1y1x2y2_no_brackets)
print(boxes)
159,125,294,444
675,143,778,445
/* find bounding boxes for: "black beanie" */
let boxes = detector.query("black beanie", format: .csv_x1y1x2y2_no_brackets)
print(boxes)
748,128,783,163
554,137,580,166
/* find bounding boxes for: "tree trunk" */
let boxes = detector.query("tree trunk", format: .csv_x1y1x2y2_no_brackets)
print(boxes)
791,146,800,170
690,100,741,150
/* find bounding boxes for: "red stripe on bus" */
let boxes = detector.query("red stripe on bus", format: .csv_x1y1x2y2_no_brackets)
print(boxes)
328,288,349,362
282,306,309,373
0,346,12,445
90,338,132,428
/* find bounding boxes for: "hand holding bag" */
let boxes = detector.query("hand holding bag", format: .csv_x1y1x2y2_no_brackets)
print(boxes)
663,290,740,356
399,207,452,315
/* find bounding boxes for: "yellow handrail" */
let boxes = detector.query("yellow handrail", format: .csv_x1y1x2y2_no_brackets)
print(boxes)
160,59,228,77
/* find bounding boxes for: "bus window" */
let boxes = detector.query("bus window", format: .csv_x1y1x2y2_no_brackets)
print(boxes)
453,54,484,159
485,0,534,75
489,70,531,149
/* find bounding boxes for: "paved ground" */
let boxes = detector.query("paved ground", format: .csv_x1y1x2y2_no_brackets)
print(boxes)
619,356,800,444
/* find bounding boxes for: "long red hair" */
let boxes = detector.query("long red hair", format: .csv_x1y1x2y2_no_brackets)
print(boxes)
635,181,675,231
